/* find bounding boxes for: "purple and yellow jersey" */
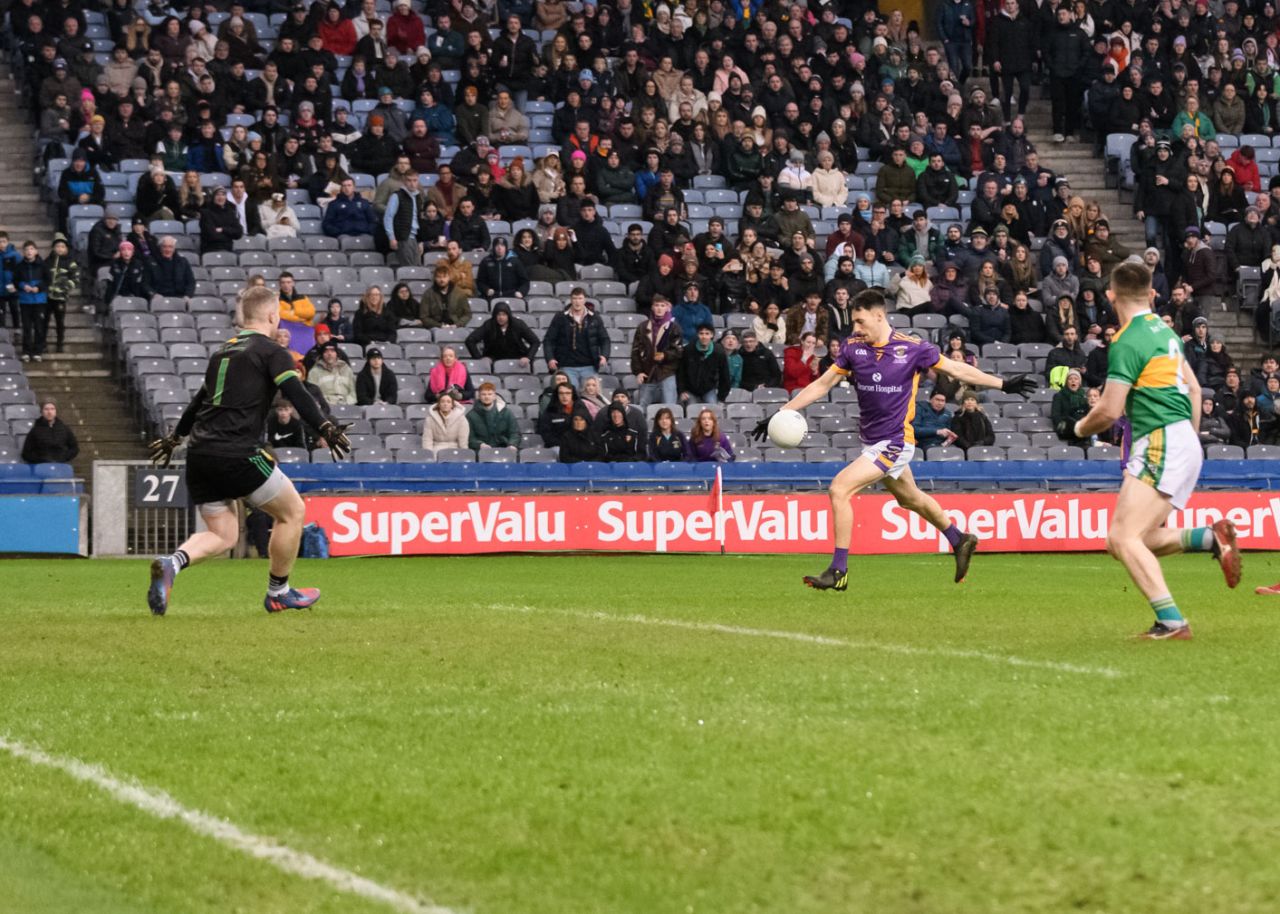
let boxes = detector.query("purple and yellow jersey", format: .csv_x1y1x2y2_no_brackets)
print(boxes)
831,331,944,446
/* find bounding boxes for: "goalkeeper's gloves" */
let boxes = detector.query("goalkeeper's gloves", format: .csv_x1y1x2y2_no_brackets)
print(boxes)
318,420,352,460
1000,374,1037,399
750,413,774,443
147,433,183,468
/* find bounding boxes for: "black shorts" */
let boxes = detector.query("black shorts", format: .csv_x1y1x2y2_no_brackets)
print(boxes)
185,449,279,507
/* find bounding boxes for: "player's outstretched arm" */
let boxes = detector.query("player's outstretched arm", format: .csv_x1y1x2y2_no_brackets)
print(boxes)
173,386,206,438
279,375,352,458
933,358,1036,397
751,367,843,442
149,386,207,466
1074,381,1129,440
784,366,845,412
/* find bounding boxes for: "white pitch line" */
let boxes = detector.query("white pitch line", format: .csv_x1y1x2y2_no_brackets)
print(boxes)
486,604,1125,679
0,736,456,914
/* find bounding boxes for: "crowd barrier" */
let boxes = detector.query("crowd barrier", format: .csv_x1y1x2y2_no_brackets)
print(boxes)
88,459,1280,557
280,459,1280,494
0,495,87,554
305,491,1280,557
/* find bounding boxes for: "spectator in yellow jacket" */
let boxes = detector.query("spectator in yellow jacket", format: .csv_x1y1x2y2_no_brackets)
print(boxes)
277,272,316,324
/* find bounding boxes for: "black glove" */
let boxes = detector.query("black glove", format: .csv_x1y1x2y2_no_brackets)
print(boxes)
318,420,352,460
750,413,774,443
147,433,183,468
1000,374,1037,399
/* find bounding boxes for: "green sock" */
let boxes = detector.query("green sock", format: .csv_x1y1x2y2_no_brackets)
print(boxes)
1179,527,1215,553
1150,595,1185,627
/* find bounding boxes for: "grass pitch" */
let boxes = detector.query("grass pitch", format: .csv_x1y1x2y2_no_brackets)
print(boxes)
3,552,1280,914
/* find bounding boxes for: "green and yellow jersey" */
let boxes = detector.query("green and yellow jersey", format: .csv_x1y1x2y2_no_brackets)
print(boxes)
1107,311,1193,440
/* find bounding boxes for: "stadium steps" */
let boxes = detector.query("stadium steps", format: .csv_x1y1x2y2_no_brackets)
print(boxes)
0,64,53,248
0,63,148,484
24,298,151,486
1016,100,1269,364
961,83,1149,247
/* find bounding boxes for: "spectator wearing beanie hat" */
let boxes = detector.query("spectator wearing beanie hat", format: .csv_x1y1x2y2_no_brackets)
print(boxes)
55,149,102,232
635,252,681,313
303,323,350,371
386,0,425,54
451,134,493,187
350,112,400,175
1040,255,1080,308
1211,167,1249,225
309,343,358,405
355,347,398,405
596,148,638,205
495,156,540,221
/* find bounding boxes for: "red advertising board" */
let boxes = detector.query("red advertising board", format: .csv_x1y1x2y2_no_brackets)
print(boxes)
304,492,1280,557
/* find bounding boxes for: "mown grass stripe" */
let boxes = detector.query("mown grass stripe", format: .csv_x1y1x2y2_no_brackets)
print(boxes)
484,603,1126,679
0,736,456,914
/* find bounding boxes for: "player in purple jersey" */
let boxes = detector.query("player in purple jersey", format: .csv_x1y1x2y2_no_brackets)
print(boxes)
753,290,1037,590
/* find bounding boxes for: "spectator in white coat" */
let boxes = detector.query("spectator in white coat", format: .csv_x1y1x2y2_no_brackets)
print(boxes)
421,391,470,452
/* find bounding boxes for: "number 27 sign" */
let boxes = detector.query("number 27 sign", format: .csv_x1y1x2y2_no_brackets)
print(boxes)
132,468,190,509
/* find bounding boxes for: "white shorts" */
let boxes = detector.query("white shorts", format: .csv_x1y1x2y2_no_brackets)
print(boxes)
859,439,916,480
1126,420,1202,509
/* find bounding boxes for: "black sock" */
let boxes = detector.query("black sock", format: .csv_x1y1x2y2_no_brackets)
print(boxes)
173,549,190,571
268,573,289,595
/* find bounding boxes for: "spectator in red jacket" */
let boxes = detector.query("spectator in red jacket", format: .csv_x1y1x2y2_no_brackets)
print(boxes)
316,3,357,56
1228,146,1262,194
783,331,821,393
385,0,425,53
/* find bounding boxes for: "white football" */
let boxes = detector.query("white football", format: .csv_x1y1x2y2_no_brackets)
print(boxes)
768,410,808,448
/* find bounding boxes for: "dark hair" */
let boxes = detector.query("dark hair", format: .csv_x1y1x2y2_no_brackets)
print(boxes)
651,407,676,432
851,288,888,311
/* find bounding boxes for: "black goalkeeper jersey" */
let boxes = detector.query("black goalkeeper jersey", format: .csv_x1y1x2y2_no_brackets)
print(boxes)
182,331,303,457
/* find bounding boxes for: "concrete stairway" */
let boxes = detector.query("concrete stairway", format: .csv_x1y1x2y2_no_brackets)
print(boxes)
22,295,151,483
1006,89,1270,366
0,61,149,484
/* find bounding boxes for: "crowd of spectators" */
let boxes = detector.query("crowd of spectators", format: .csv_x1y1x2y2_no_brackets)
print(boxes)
8,0,1280,463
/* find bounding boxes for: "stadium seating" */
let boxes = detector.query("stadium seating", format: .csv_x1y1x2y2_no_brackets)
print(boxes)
0,462,81,493
0,330,40,461
17,2,1276,472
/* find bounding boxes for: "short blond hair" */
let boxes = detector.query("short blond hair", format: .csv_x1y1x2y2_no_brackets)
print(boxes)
240,285,279,324
1110,262,1152,304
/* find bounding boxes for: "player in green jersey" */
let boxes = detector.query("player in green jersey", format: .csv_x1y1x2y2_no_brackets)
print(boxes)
1073,263,1240,640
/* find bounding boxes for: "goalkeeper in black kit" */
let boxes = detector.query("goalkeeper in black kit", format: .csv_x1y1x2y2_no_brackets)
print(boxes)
146,286,352,616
